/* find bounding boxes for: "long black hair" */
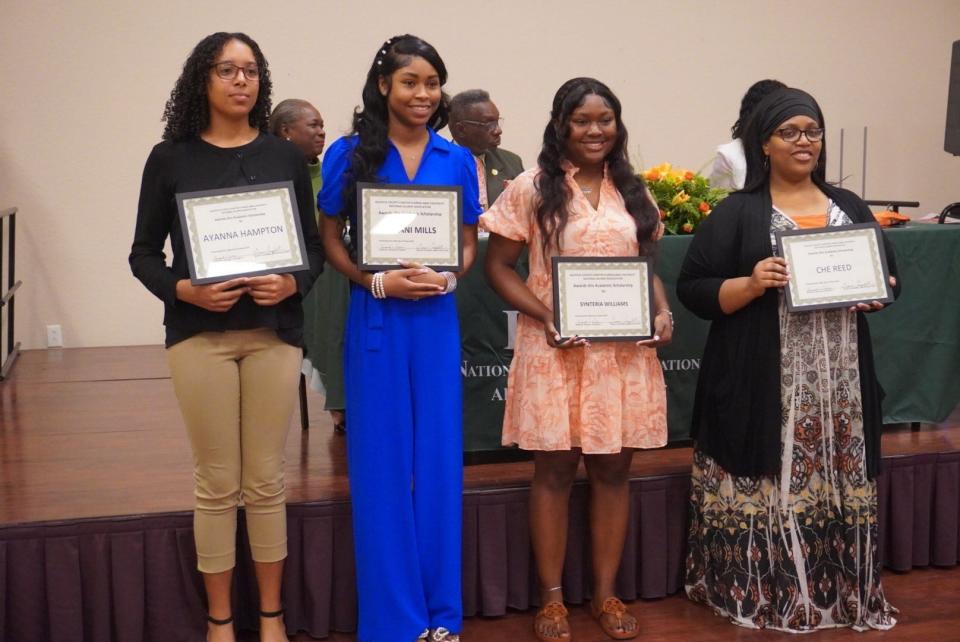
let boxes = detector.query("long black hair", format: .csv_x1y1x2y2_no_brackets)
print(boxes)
740,87,828,192
342,34,449,222
535,77,658,256
161,32,273,142
731,79,786,139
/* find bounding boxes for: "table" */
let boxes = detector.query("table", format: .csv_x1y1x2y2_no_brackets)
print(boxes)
455,224,960,454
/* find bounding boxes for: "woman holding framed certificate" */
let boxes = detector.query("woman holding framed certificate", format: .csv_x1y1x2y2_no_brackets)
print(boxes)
129,33,324,642
316,34,481,642
482,78,673,642
678,88,899,632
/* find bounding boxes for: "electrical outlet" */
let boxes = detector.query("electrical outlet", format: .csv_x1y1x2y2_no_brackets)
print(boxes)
46,324,63,348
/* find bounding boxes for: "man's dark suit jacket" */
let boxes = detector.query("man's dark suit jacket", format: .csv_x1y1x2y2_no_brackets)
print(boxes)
480,147,524,207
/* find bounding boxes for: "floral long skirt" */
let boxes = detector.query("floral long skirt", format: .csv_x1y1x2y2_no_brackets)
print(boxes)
684,307,897,632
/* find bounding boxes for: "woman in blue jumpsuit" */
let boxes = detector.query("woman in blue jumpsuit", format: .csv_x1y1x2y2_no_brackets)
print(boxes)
316,34,480,642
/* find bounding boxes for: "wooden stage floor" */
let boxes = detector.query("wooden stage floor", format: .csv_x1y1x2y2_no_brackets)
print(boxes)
1,346,959,642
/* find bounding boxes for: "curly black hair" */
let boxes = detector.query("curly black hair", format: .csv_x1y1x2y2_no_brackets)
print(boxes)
535,77,659,257
731,79,786,139
341,35,449,225
161,32,273,142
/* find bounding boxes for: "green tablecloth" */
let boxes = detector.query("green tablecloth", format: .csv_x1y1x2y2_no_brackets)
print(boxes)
455,224,960,453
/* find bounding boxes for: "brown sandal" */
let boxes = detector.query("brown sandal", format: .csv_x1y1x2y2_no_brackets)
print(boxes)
591,597,638,640
534,601,571,642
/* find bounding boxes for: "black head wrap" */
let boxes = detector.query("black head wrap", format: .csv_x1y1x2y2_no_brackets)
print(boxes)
755,88,821,139
741,87,827,191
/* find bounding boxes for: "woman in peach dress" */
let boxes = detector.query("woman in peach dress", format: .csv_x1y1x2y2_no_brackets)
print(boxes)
482,77,671,642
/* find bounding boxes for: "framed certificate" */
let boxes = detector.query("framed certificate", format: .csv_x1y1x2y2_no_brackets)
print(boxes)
176,181,308,285
356,183,463,271
775,222,894,312
551,257,654,341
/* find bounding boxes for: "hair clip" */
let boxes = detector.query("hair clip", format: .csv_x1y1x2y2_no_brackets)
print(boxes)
376,59,382,66
380,49,386,54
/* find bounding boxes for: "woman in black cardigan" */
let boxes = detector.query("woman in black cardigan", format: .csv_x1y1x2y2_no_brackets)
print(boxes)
130,33,323,642
678,88,899,632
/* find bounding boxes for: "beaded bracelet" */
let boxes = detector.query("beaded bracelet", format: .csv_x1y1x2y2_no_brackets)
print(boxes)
440,271,457,294
371,272,386,299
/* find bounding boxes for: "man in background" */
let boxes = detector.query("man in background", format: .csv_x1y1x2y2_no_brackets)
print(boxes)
449,90,524,210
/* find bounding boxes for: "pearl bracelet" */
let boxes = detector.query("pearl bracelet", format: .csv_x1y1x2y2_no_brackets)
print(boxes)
658,309,674,324
371,272,386,299
440,271,457,294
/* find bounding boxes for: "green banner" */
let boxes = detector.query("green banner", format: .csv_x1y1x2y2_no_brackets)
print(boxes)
455,225,960,454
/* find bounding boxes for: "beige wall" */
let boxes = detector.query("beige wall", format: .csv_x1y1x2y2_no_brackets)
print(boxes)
1,0,958,349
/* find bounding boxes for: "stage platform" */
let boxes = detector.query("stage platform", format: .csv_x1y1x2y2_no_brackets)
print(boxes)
1,346,958,642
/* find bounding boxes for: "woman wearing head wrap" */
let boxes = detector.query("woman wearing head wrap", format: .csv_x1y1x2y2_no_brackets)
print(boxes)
677,88,899,632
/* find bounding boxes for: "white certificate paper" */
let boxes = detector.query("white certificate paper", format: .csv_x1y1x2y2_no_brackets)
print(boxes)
776,223,893,312
552,257,654,341
357,183,462,270
177,181,308,285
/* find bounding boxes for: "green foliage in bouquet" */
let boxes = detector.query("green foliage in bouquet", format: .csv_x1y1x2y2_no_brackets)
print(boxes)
642,163,729,234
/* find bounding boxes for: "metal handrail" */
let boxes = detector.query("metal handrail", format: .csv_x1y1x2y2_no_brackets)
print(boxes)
863,200,920,213
0,206,21,380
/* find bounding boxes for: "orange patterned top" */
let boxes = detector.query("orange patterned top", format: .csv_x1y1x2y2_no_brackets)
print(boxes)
790,213,828,229
480,163,667,453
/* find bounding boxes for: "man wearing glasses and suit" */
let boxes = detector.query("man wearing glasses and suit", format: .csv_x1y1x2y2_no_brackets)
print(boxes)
449,89,524,210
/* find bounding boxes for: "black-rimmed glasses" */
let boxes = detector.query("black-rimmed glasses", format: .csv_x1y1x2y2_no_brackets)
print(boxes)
775,126,824,143
461,118,503,132
211,62,260,81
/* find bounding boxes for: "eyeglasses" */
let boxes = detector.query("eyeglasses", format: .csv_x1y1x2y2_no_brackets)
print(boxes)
461,118,503,132
211,62,260,81
775,126,824,143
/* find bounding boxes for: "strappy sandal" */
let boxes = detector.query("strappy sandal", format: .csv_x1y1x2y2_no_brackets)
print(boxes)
534,601,571,642
206,613,233,639
430,627,460,641
591,597,638,640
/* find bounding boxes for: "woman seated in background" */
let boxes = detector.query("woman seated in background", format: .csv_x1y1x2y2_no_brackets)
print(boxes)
679,86,899,632
483,77,672,642
270,99,350,435
708,79,785,190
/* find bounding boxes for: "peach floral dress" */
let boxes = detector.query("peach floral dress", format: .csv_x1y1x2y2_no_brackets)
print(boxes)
480,163,667,453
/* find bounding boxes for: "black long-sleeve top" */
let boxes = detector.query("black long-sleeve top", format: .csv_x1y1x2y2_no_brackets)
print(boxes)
676,185,900,479
129,133,324,347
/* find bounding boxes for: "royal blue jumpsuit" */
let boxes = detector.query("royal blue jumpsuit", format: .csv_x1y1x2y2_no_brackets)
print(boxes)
318,130,481,642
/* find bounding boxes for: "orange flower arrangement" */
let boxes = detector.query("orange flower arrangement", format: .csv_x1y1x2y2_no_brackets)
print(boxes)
642,163,728,234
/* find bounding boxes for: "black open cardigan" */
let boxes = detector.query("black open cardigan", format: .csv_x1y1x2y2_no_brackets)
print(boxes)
676,185,900,479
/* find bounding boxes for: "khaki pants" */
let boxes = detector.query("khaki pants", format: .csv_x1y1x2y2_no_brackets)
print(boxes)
167,329,301,573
